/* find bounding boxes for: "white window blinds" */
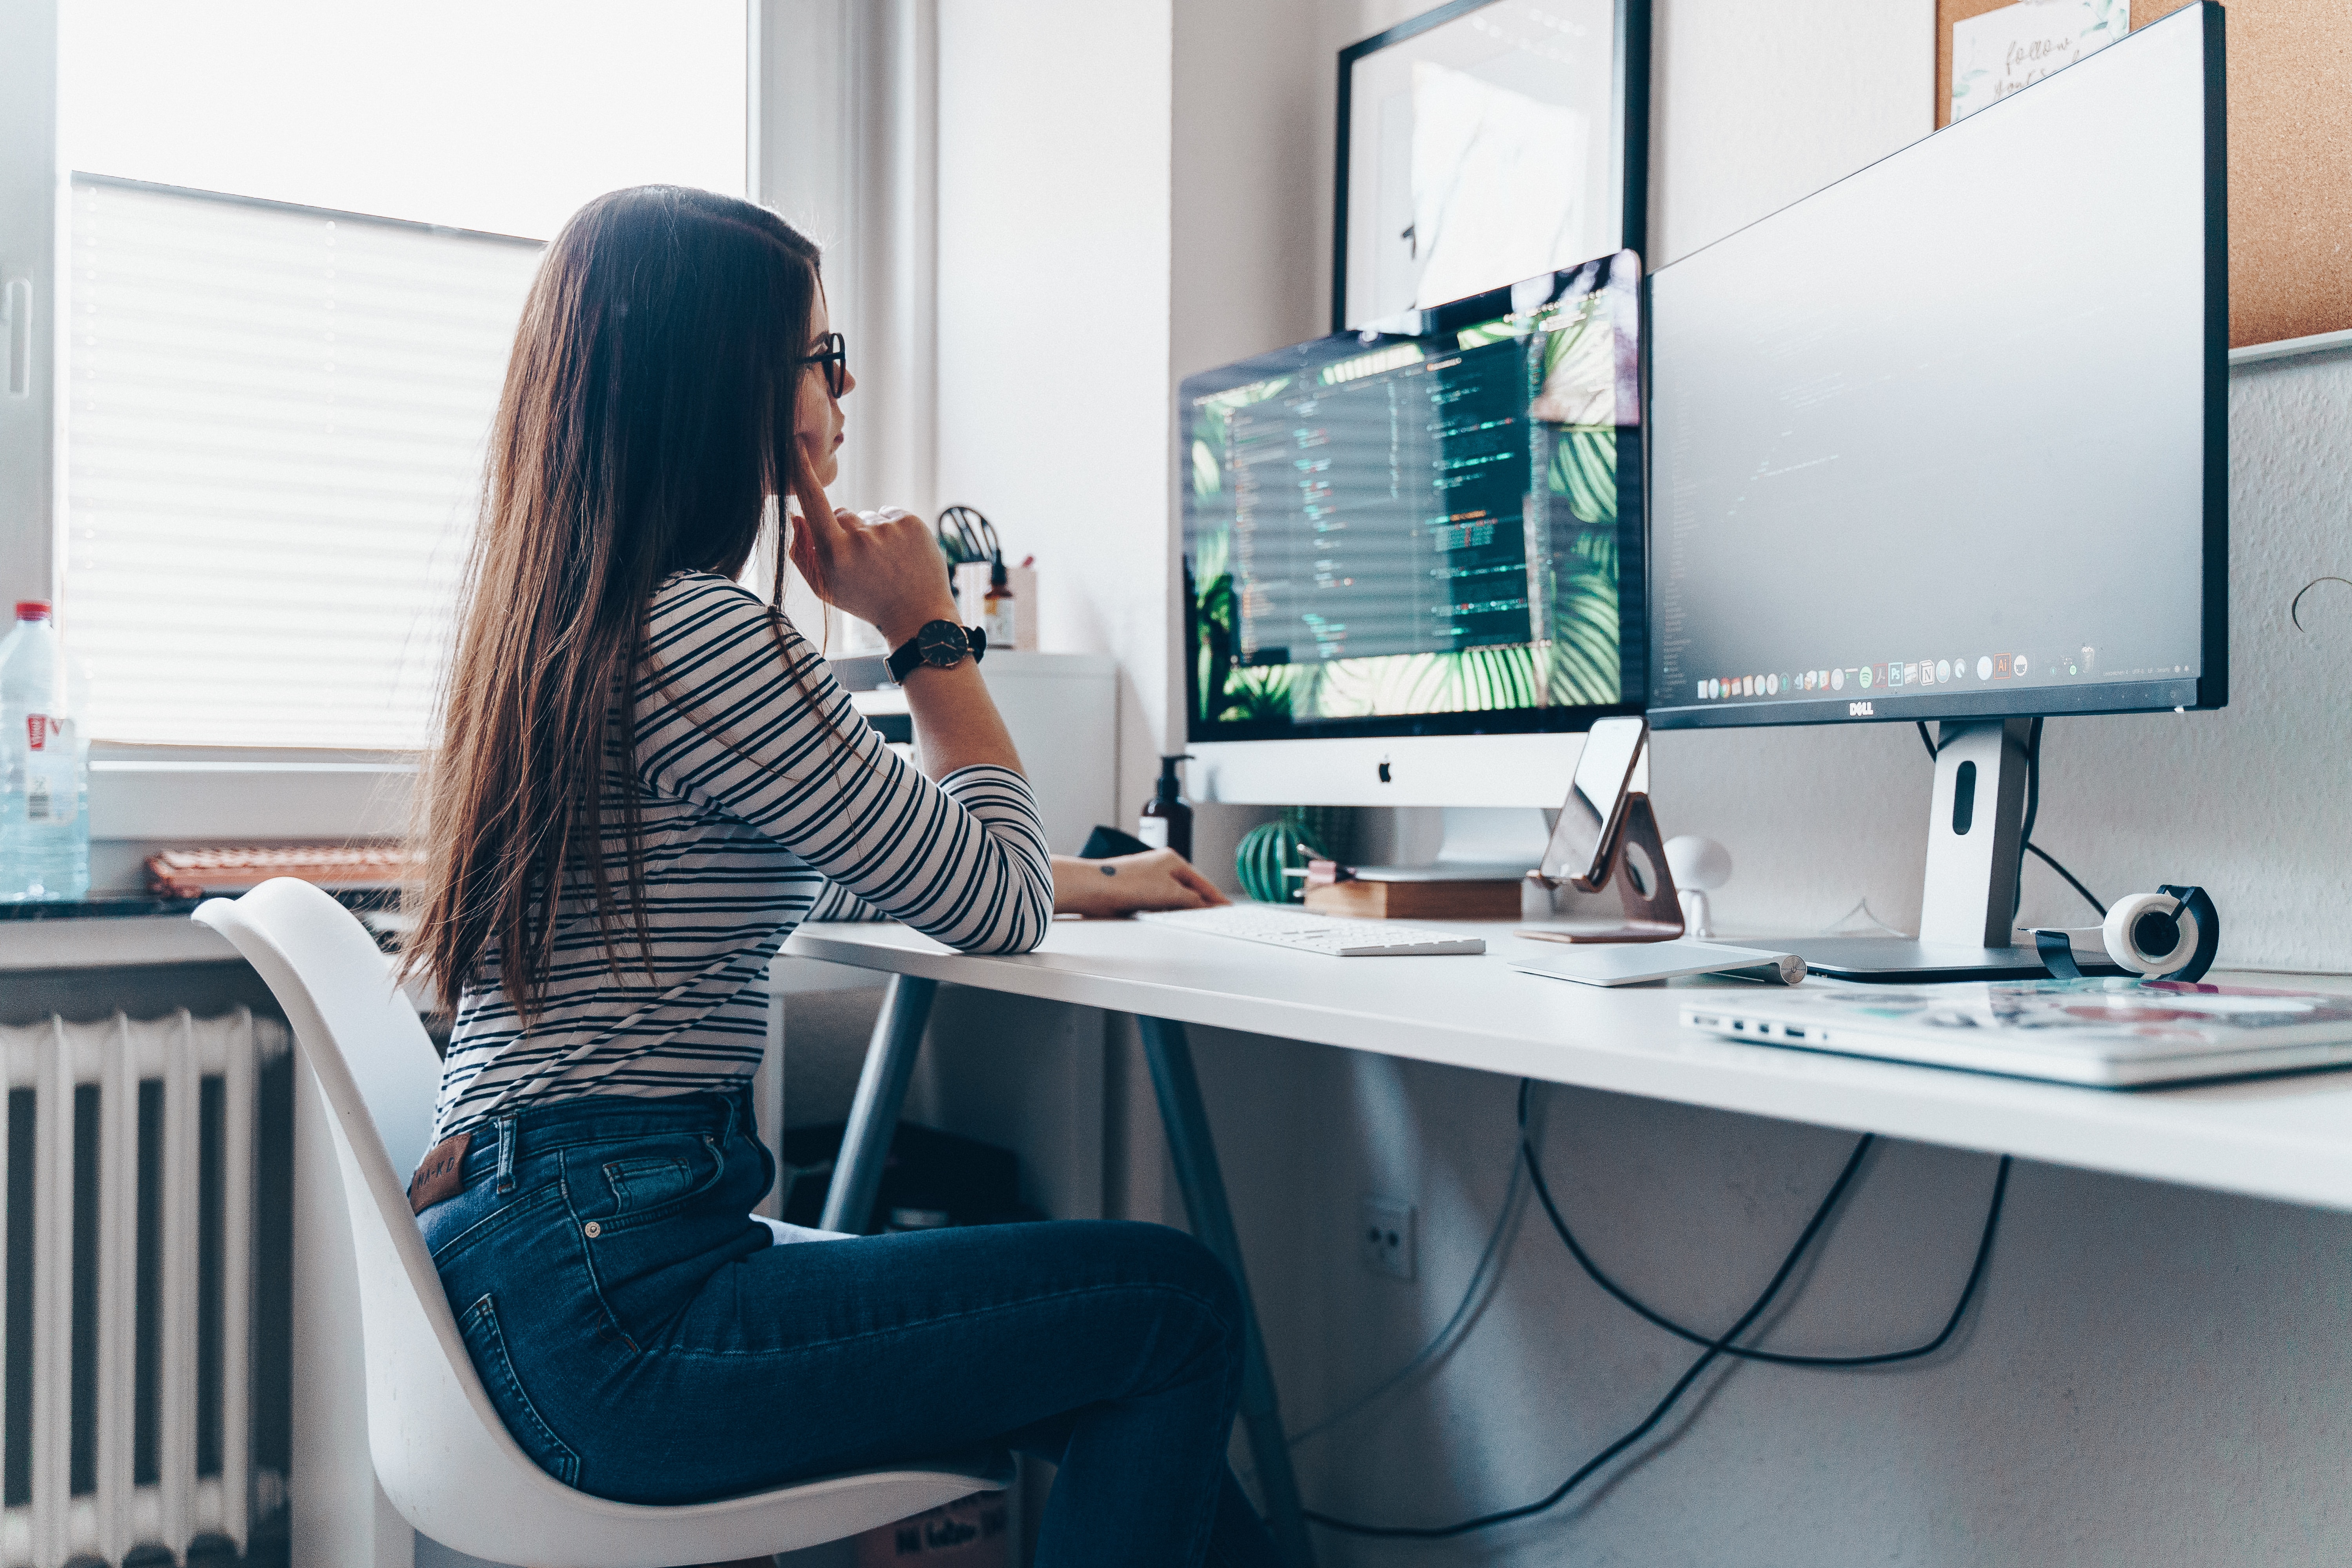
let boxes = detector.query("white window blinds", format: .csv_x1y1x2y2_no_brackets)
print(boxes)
64,174,544,749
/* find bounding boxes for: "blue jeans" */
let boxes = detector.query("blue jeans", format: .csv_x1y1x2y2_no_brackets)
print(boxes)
419,1089,1278,1568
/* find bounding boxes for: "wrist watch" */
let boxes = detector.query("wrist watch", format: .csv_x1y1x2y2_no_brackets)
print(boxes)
887,620,988,684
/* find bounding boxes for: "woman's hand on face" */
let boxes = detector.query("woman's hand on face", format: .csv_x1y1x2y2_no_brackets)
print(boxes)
1053,850,1231,919
786,441,957,647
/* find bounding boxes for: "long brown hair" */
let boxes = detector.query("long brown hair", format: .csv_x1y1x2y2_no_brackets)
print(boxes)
403,185,834,1018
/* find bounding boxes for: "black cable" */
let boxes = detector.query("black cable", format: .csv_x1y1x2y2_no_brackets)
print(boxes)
2025,842,2107,918
1516,1080,2012,1368
2018,717,2044,841
2019,724,2107,918
1303,1087,2014,1540
2016,720,2111,920
2014,718,2045,919
1307,1111,1878,1540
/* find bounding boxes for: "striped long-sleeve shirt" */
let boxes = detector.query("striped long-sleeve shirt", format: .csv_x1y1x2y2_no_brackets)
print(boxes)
431,570,1053,1140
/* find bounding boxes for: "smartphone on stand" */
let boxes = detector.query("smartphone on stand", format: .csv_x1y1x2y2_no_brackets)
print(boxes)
1539,716,1646,890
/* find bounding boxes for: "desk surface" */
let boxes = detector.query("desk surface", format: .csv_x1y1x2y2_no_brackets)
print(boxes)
786,919,2352,1216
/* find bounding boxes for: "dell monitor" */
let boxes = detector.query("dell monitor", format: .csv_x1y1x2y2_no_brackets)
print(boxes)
1180,249,1644,833
1646,4,2225,978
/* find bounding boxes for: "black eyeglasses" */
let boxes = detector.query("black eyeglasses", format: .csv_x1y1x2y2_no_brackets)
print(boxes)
800,332,848,398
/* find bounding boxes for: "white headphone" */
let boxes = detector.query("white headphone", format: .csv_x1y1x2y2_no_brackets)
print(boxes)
2100,893,2204,975
2026,884,2218,982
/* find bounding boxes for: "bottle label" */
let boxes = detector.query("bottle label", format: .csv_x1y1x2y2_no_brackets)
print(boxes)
24,761,72,824
16,715,76,824
1136,817,1169,850
983,601,1017,647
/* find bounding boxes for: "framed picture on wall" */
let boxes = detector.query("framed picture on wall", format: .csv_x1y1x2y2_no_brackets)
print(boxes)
1334,0,1651,331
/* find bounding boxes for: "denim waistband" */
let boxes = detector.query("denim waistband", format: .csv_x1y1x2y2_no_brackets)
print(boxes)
446,1088,753,1188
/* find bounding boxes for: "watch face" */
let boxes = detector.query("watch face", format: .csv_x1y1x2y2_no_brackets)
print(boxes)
917,620,969,668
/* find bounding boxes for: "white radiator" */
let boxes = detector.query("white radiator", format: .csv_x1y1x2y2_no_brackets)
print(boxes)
0,1008,291,1568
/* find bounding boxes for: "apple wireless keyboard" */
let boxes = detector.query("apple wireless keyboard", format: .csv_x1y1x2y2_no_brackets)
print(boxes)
1133,904,1485,956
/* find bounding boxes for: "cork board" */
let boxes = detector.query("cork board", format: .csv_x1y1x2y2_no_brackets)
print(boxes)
1935,0,2352,347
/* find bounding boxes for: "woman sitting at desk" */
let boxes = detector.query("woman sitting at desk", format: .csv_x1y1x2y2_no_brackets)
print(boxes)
400,185,1267,1568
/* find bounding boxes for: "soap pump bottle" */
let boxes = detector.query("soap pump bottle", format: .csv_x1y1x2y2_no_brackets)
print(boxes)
1137,754,1194,859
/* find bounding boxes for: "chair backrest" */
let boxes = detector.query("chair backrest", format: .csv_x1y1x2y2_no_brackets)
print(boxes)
193,879,596,1544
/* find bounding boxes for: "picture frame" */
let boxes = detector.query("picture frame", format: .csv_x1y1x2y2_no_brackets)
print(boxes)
1936,0,2132,129
1333,0,1650,331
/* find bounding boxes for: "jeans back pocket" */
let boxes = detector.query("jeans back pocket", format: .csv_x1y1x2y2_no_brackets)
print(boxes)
458,1293,583,1490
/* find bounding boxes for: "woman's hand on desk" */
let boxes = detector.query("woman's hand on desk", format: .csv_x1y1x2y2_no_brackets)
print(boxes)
1052,851,1229,919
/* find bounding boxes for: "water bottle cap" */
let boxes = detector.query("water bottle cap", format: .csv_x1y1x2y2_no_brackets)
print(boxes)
13,601,49,621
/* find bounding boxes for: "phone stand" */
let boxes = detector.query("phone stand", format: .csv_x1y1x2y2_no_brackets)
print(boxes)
1521,793,1686,943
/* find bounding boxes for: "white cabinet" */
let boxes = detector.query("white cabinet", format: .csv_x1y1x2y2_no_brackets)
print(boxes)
847,650,1120,853
774,653,1121,1234
983,651,1120,852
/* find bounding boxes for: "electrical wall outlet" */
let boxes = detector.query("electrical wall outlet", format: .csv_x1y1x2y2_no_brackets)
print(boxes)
1359,1197,1416,1281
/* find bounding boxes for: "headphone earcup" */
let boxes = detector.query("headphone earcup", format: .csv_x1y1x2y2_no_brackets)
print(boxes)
2102,893,2191,976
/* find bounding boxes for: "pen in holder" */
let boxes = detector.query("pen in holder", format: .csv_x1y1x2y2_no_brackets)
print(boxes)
939,503,1038,650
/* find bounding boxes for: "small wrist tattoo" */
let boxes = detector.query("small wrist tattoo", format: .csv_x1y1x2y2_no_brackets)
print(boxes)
1100,864,1117,876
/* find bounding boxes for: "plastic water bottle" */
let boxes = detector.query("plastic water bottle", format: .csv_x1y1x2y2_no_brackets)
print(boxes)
0,601,91,901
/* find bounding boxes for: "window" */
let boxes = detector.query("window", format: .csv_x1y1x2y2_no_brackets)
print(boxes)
64,178,542,748
54,0,749,750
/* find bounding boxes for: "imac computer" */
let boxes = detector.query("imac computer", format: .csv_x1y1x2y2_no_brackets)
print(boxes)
1646,4,2225,978
1178,250,1646,863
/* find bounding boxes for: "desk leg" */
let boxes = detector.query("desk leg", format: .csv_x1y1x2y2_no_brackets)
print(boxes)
1135,1016,1316,1568
820,974,938,1234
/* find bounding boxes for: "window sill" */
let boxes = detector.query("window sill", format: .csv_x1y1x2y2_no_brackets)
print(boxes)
0,911,237,972
80,746,417,895
90,747,416,842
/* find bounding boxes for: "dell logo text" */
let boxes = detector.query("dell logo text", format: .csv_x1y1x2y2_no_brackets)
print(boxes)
1848,701,1874,717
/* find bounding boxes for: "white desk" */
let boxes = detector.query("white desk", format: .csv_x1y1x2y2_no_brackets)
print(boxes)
787,919,2352,1216
787,917,2352,1566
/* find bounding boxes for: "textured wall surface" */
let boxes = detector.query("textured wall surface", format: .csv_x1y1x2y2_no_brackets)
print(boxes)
1198,1031,2352,1568
934,0,1176,822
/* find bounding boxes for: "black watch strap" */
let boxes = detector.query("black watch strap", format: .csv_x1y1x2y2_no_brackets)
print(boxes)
887,621,987,684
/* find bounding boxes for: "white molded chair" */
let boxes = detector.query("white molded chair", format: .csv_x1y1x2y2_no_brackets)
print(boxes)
196,878,1009,1568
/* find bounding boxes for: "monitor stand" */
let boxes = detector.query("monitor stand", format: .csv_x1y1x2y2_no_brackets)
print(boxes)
1770,719,2064,983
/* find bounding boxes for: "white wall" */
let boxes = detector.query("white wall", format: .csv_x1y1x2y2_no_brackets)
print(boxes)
1195,1031,2352,1568
934,0,1176,821
1171,0,1331,385
0,0,58,611
920,3,2352,1563
928,0,1189,1249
